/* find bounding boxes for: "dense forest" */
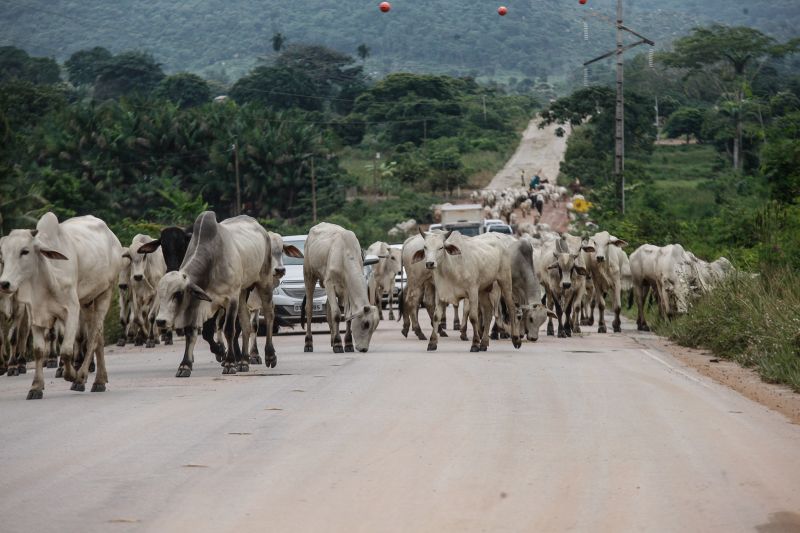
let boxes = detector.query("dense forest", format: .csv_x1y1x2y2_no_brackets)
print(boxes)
2,0,799,82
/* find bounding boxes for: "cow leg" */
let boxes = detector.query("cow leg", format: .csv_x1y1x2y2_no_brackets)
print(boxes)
116,288,128,346
248,308,260,361
426,300,444,351
46,328,59,369
259,287,276,367
477,295,494,351
459,302,469,341
553,298,566,338
221,300,239,374
596,289,608,334
636,283,650,331
26,326,47,400
564,293,576,338
387,287,395,321
303,278,316,353
498,279,521,349
376,285,384,321
406,287,425,340
452,303,461,331
176,328,197,377
467,291,482,352
611,282,623,333
235,293,251,373
202,316,225,363
74,290,109,391
344,321,354,352
544,290,556,336
145,300,158,349
59,301,81,383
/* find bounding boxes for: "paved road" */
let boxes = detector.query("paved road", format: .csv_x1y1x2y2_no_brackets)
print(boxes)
486,118,571,191
1,316,799,532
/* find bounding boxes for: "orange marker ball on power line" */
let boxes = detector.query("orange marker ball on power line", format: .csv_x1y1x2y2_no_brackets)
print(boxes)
498,6,508,15
579,0,588,5
379,2,391,12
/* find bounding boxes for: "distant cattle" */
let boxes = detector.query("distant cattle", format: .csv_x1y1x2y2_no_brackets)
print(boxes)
0,213,123,399
302,222,380,353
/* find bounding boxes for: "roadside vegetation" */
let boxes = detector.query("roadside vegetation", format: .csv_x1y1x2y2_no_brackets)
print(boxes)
542,25,800,389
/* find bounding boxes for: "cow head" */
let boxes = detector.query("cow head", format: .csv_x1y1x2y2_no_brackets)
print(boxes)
154,271,211,330
548,249,586,290
347,304,381,352
129,235,160,284
139,226,193,272
119,247,132,291
584,231,627,263
413,229,461,270
0,229,68,294
519,303,557,341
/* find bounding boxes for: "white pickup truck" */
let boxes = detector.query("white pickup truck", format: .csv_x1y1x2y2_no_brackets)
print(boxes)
440,204,484,237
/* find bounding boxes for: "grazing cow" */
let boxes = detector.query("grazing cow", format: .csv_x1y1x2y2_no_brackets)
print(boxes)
629,244,696,330
153,212,278,376
125,234,167,348
116,251,133,346
582,231,630,333
366,241,401,321
687,253,734,296
413,229,522,352
534,237,588,338
0,213,123,399
302,223,380,353
246,231,302,362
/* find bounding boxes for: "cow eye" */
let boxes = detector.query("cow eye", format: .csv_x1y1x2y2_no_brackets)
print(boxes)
173,292,183,302
20,249,29,256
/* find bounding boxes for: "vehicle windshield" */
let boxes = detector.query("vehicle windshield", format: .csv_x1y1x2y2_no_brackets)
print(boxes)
283,239,305,265
453,226,481,237
488,226,512,235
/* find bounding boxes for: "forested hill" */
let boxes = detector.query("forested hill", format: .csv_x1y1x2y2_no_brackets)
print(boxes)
2,0,797,79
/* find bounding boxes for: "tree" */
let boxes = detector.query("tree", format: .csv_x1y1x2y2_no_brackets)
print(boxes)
272,32,285,53
65,47,113,86
93,51,165,101
761,111,800,202
0,46,31,82
230,66,321,111
357,44,370,63
664,107,706,143
0,46,60,85
155,73,211,108
664,25,799,170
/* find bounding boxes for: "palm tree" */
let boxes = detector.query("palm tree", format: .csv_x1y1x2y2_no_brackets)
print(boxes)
272,33,285,54
357,44,370,64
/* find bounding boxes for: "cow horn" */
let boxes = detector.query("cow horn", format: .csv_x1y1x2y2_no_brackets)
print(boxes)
419,226,426,238
444,230,453,240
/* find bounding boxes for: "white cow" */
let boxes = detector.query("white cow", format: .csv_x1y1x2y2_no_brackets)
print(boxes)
124,234,167,348
533,236,588,338
115,250,133,346
0,213,123,399
582,231,630,333
413,229,522,352
154,212,278,376
399,234,451,341
302,223,380,353
366,241,401,321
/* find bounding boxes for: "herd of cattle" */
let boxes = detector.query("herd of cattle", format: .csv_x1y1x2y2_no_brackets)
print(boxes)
467,184,570,224
0,207,733,400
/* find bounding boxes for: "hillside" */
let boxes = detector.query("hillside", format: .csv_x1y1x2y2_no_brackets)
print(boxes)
1,0,797,81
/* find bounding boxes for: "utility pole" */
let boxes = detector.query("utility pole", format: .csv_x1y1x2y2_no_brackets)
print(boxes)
310,156,317,223
233,142,241,216
482,95,487,121
583,0,654,215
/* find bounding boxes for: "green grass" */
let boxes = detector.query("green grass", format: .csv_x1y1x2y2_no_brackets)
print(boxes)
645,144,720,183
656,270,800,392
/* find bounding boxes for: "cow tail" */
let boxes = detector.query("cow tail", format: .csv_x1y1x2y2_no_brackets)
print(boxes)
300,295,307,329
398,288,405,321
627,289,634,310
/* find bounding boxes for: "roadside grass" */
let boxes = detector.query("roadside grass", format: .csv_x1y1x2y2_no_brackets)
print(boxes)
462,149,515,189
645,144,720,183
655,270,800,392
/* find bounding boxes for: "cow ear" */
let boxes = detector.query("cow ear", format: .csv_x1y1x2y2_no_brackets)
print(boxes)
189,283,212,302
363,305,371,315
547,262,559,270
547,310,558,319
444,244,461,256
29,229,38,237
283,244,303,258
122,251,131,260
40,249,68,260
411,250,425,264
611,238,628,248
137,239,161,255
574,265,587,276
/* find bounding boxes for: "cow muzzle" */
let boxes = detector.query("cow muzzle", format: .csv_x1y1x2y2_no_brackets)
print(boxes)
156,319,168,328
425,262,435,270
597,256,606,263
133,274,144,282
562,282,572,289
274,267,286,278
0,281,12,293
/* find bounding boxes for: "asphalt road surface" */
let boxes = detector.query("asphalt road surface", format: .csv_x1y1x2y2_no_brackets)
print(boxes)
1,316,799,533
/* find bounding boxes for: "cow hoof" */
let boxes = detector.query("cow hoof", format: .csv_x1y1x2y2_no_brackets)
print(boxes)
222,366,237,375
91,383,106,393
500,332,510,340
304,345,313,353
638,325,650,332
414,330,427,341
388,313,395,321
46,359,58,369
345,345,354,353
249,355,263,365
55,367,64,378
164,337,173,346
17,365,27,375
333,346,344,354
267,355,277,368
146,340,155,349
565,330,573,338
401,327,409,338
512,337,522,349
0,367,6,376
452,323,461,331
480,345,488,352
70,382,86,392
237,363,249,373
470,345,480,352
439,329,448,338
547,327,555,337
89,361,96,373
116,338,126,347
175,368,192,378
7,367,18,377
558,332,567,339
426,342,437,352
598,326,607,334
460,333,469,342
580,319,589,326
134,340,144,347
26,390,43,400
613,326,622,333
490,332,499,341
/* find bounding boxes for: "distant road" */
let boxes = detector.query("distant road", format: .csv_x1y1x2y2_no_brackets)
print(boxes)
485,117,571,190
1,317,800,532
